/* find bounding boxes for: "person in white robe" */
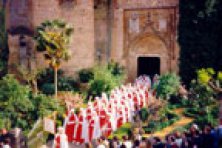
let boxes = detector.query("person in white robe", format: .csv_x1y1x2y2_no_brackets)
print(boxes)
53,127,69,148
81,108,89,143
92,111,101,139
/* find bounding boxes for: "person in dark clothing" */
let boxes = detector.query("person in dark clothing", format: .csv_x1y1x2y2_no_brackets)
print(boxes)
187,124,203,148
202,126,214,148
209,124,219,148
133,139,140,148
153,137,165,148
0,128,13,148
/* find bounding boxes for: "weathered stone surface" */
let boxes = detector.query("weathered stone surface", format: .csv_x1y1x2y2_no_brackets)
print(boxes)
111,0,179,81
6,0,179,81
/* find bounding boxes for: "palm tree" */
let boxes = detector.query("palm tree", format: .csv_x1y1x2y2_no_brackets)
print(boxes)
35,20,73,98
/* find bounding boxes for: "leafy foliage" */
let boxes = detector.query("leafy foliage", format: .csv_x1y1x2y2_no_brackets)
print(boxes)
31,94,64,118
78,69,94,83
88,64,125,97
0,75,64,131
37,68,79,94
197,68,215,84
179,0,222,85
107,60,125,77
197,68,222,88
41,83,55,95
154,73,180,99
35,20,73,68
188,80,216,108
35,20,73,96
0,75,34,129
140,108,149,122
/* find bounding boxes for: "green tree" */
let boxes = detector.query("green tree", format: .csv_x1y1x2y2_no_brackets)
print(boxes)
0,75,34,129
154,73,180,99
196,68,222,124
16,65,43,95
88,65,125,97
179,0,222,85
35,20,73,98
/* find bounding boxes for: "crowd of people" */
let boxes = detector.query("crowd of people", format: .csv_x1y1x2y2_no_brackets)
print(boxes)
63,80,152,144
0,128,27,148
87,123,222,148
53,123,222,148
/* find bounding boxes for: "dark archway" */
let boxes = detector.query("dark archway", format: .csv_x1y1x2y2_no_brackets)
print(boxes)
137,57,160,79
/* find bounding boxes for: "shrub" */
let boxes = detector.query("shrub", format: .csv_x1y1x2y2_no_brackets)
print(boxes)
37,68,63,88
154,73,180,99
88,65,125,97
140,108,149,122
58,77,79,91
32,94,64,118
188,80,216,108
108,60,125,77
0,74,65,131
78,69,94,83
38,68,79,94
0,75,34,129
41,83,55,95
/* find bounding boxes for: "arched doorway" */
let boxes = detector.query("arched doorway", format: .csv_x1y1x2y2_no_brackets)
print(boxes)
137,56,160,79
126,34,169,82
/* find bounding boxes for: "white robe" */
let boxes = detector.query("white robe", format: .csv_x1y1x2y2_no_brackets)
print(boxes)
81,110,89,143
93,115,101,139
53,134,69,148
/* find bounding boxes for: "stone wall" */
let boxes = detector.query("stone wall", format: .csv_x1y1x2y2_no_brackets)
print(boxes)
110,0,179,81
7,0,95,77
33,0,95,76
6,0,179,80
94,1,109,63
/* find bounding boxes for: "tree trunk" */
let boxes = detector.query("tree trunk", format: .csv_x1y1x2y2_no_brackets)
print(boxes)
54,67,58,98
31,80,38,96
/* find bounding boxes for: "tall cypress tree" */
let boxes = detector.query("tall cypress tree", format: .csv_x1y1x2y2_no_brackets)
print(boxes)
179,0,222,85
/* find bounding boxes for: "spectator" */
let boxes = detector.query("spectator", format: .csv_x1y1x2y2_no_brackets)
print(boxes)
85,142,93,148
174,131,182,147
122,136,132,148
146,139,152,148
153,137,165,148
120,144,127,148
188,124,202,148
101,136,109,147
181,132,189,148
96,138,105,148
217,124,222,148
170,136,179,148
202,125,214,148
0,128,13,148
2,139,11,148
133,139,140,148
209,124,219,148
112,136,121,148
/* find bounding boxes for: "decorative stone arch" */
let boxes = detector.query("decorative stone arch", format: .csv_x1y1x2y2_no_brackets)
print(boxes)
125,33,170,81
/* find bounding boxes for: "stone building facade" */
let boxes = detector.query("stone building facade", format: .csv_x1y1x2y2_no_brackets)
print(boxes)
6,0,179,81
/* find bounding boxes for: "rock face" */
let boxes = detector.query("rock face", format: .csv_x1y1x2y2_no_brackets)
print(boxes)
6,0,179,81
